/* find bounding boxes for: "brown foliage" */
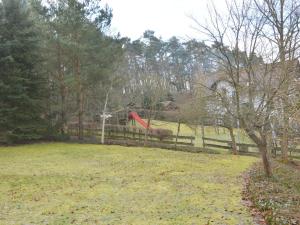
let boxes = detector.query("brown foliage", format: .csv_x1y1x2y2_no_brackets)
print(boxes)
149,128,173,141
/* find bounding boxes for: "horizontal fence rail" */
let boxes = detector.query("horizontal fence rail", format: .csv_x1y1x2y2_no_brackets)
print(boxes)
68,124,195,147
67,123,300,157
202,137,300,156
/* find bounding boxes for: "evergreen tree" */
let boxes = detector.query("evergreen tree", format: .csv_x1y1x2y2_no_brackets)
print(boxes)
39,0,122,139
0,0,47,142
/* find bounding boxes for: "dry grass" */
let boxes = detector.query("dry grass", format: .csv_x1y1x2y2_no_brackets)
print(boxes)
0,143,257,224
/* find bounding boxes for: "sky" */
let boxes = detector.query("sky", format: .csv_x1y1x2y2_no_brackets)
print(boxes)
101,0,227,41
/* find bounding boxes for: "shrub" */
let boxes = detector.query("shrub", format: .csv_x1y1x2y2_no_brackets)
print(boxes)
149,128,173,141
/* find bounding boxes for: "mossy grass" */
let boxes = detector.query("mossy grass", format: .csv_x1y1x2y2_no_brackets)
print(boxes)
0,143,257,224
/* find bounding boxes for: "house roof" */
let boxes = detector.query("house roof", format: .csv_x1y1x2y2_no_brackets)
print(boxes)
200,59,300,90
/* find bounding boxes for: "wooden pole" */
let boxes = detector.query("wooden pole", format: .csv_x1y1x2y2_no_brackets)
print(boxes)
175,120,181,148
201,124,205,148
101,90,110,144
139,129,141,142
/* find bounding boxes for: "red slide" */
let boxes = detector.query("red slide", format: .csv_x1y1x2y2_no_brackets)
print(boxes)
128,112,150,129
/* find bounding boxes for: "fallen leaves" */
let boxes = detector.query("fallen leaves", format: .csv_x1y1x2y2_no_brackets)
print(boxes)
244,161,300,224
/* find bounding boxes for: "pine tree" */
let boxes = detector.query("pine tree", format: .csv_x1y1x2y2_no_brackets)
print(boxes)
42,0,119,140
0,0,47,143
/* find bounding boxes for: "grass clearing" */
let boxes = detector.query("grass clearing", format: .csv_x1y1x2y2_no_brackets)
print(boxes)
129,119,253,150
0,143,257,224
150,120,253,149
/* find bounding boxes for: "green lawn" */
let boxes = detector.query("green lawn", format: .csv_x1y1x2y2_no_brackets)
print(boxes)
0,143,257,225
129,119,253,149
149,120,253,148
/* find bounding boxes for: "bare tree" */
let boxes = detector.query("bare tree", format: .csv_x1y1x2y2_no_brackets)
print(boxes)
137,73,169,145
191,0,292,176
254,0,300,162
211,94,239,155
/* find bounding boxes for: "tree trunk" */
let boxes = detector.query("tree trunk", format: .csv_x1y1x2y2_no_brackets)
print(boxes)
228,127,238,155
57,42,67,135
74,56,83,140
281,115,289,162
243,126,272,177
101,91,109,144
279,28,289,162
60,84,67,134
144,116,151,146
270,122,278,157
144,109,152,146
258,144,272,177
78,84,84,140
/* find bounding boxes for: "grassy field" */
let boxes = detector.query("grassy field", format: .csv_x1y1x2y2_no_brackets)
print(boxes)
0,143,257,225
150,120,253,148
129,119,253,148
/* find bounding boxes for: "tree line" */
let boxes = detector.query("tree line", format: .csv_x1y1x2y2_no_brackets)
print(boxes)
0,0,122,142
0,0,219,143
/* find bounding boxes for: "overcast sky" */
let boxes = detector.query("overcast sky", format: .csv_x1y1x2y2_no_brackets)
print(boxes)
101,0,227,41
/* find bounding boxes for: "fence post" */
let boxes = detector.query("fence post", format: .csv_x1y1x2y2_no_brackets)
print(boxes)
108,126,111,138
139,129,141,142
133,127,135,139
175,121,181,149
201,124,205,148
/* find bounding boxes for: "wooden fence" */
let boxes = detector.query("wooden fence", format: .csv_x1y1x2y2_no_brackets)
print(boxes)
203,137,257,152
67,123,300,157
68,124,195,147
203,137,300,156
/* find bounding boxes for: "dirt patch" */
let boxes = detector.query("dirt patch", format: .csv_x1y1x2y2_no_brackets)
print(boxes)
288,160,300,170
242,171,266,225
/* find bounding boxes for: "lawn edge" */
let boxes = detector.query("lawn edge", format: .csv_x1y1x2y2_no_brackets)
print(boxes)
242,164,267,225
